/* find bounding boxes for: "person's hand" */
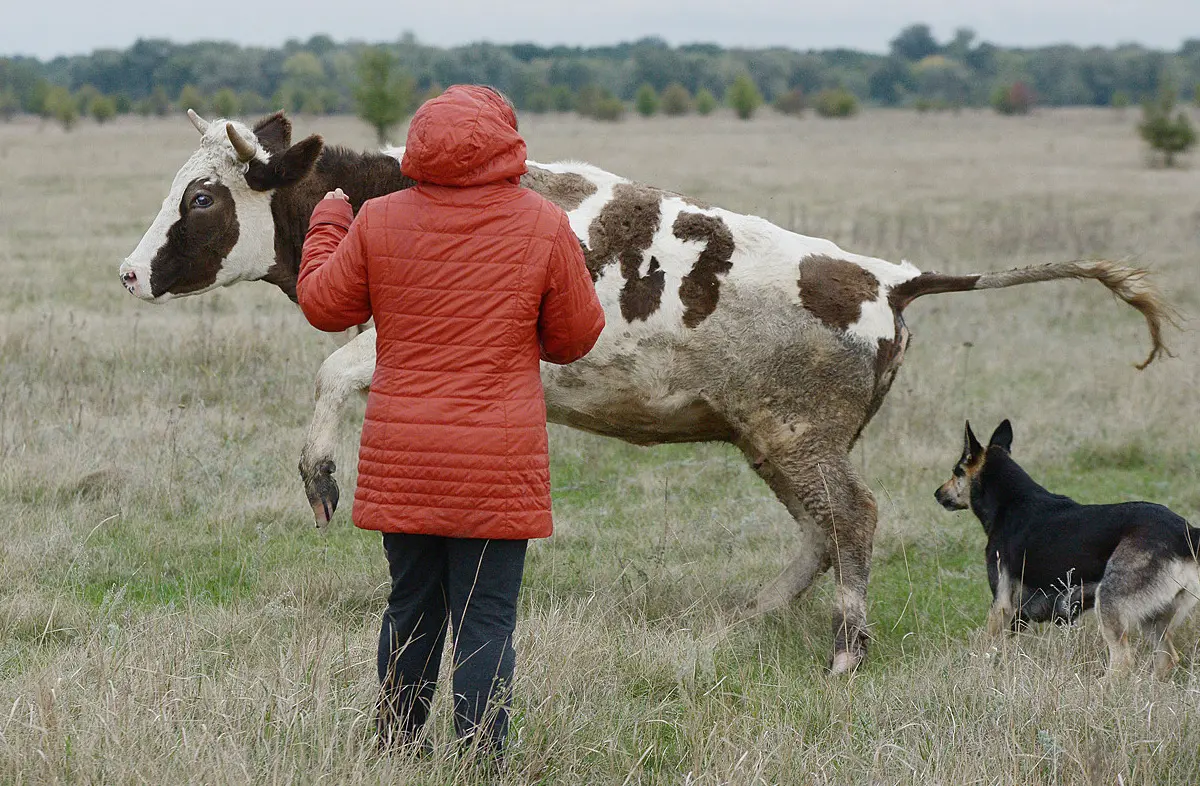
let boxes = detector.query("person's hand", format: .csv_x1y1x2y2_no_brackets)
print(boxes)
323,188,350,203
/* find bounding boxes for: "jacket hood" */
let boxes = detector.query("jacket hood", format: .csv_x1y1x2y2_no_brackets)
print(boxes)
401,85,528,187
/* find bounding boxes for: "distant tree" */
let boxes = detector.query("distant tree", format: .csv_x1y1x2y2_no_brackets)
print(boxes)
773,87,805,116
146,86,170,116
814,88,859,118
890,24,940,62
585,89,624,121
694,87,718,116
353,47,415,144
1111,90,1130,110
177,84,206,114
526,89,552,113
210,88,240,118
1138,85,1196,167
90,95,116,123
991,81,1034,115
549,85,575,112
0,89,17,121
45,86,78,130
1195,84,1200,107
575,84,602,117
634,83,659,116
238,91,269,115
660,83,691,115
726,74,763,120
113,93,132,114
74,84,102,116
868,58,916,106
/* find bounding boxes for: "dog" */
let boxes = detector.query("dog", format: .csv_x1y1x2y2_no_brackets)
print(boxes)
935,419,1200,677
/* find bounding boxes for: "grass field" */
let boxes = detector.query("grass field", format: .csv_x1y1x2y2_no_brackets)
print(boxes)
1,108,1199,784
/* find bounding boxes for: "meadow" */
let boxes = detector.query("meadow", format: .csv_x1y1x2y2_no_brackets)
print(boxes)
1,107,1198,784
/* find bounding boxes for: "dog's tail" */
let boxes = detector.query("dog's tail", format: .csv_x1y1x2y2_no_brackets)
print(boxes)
889,260,1179,370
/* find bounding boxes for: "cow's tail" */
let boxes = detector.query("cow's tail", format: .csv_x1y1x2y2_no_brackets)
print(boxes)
888,260,1180,369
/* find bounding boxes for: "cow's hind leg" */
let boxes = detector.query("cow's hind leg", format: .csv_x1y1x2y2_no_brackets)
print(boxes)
299,329,376,526
741,452,830,615
770,450,877,674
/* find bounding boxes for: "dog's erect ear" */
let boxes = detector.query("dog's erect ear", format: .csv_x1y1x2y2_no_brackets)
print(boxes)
963,420,984,461
244,134,324,192
989,419,1014,453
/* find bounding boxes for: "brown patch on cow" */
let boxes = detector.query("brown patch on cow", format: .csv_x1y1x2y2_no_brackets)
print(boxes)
673,212,735,328
149,179,239,298
584,183,665,322
265,146,413,302
796,255,880,331
521,166,598,211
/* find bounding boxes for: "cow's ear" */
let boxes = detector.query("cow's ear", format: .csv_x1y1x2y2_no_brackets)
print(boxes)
252,111,292,153
245,135,324,191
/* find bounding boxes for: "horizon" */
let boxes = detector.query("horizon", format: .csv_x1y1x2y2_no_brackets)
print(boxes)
2,1,1195,61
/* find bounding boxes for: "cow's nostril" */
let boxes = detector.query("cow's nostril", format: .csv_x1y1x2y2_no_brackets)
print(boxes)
122,271,137,284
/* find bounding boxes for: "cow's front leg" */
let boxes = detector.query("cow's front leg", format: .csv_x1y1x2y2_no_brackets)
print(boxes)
299,328,376,526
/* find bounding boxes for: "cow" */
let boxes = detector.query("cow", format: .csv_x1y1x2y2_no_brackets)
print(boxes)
120,110,1174,673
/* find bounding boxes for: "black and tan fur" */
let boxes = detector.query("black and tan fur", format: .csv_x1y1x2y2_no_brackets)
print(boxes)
937,420,1200,677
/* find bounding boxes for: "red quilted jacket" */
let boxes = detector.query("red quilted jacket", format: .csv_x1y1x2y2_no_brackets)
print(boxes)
297,85,605,539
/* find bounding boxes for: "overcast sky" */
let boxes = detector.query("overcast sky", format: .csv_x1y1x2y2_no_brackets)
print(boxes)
4,0,1195,59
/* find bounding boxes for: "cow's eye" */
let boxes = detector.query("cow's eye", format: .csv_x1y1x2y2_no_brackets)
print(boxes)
191,193,213,209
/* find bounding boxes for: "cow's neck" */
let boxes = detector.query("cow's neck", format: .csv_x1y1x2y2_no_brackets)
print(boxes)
262,146,415,301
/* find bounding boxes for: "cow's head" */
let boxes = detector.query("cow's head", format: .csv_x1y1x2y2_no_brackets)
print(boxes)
119,110,323,302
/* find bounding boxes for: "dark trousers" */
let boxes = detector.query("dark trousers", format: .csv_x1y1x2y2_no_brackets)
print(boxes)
377,533,528,754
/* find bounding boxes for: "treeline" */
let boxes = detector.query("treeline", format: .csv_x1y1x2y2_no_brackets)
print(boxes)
3,25,1200,124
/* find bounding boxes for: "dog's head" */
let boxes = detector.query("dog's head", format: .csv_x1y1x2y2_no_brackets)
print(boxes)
935,419,1013,511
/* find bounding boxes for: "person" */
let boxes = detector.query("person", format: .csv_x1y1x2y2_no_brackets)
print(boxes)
295,84,605,757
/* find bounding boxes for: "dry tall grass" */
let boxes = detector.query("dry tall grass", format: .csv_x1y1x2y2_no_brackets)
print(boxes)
1,108,1198,784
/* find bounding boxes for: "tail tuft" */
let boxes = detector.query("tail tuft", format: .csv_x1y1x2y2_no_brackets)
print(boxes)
892,259,1181,369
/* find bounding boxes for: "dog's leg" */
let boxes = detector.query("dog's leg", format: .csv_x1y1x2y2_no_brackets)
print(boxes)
1149,566,1200,679
987,566,1016,636
1097,583,1135,678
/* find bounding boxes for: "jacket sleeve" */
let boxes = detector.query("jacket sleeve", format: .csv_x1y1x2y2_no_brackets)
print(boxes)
297,199,372,332
538,212,605,364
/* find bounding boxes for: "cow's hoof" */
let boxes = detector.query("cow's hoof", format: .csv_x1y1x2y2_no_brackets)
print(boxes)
303,459,340,528
829,649,863,675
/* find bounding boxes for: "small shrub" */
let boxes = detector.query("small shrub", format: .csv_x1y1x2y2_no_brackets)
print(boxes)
694,87,718,116
991,81,1033,115
575,84,602,117
549,85,576,112
634,83,659,117
814,88,859,118
238,91,268,114
660,83,691,116
177,85,206,115
726,75,763,120
45,86,78,130
0,89,18,121
1138,85,1197,167
113,93,133,114
1195,84,1200,108
1111,91,1130,110
773,88,805,116
90,95,116,124
593,92,625,122
74,85,101,116
526,90,552,114
210,88,240,119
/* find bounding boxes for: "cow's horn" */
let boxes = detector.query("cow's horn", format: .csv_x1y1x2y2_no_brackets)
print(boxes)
187,108,210,134
226,123,258,162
